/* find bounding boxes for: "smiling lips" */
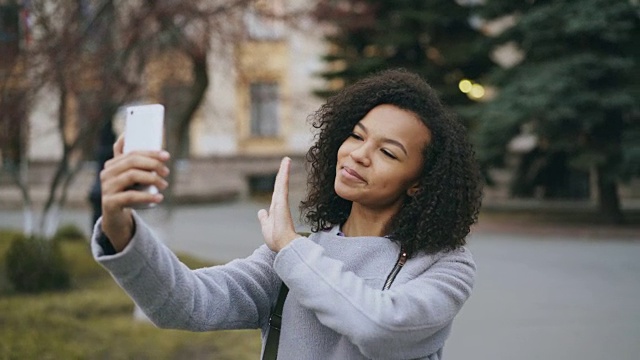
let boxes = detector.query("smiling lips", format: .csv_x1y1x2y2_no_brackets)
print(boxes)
341,166,366,183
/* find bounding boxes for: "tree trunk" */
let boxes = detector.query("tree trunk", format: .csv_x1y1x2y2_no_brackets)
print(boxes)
39,82,69,238
595,165,624,224
164,52,210,207
12,160,34,236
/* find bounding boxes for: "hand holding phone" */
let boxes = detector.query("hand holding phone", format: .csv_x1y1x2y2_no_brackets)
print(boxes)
123,104,165,208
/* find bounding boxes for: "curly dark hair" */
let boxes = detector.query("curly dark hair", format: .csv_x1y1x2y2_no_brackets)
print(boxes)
300,68,483,256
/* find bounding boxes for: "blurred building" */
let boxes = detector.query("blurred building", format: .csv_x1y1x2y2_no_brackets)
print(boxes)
1,0,637,208
24,0,324,159
1,0,326,205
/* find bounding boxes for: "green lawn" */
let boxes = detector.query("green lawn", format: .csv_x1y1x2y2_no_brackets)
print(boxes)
0,230,261,359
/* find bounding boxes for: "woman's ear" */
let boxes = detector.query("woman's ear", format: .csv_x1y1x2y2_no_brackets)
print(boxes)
406,183,420,197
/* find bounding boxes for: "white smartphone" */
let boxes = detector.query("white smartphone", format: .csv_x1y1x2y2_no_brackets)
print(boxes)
123,104,165,208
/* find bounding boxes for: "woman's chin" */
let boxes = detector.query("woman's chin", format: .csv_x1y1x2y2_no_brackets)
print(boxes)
334,183,356,202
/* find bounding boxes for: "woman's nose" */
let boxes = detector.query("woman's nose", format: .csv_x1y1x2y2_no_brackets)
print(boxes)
350,143,371,166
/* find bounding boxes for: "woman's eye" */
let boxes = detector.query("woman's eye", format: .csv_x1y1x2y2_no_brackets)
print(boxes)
381,149,397,159
349,133,363,140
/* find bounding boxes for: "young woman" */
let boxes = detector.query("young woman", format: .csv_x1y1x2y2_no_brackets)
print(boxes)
93,69,483,359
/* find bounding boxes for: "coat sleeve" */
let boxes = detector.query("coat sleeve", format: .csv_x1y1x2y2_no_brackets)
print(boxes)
91,212,280,332
273,237,476,359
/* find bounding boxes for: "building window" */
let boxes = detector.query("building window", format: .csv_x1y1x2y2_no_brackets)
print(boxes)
250,82,279,137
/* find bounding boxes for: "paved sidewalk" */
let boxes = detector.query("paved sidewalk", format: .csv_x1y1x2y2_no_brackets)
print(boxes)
0,202,638,360
474,211,640,240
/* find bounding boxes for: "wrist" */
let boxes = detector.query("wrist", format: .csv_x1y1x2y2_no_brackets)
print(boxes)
102,210,135,253
277,231,301,252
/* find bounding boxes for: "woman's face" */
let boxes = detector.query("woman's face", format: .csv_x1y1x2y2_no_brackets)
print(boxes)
334,104,431,210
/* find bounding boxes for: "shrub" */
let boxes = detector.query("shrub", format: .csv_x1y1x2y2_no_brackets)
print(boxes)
5,234,71,293
53,223,87,243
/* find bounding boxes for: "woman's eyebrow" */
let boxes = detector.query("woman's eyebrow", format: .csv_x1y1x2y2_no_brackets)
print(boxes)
355,122,408,156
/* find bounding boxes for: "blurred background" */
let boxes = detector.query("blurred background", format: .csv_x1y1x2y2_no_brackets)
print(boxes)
0,0,638,359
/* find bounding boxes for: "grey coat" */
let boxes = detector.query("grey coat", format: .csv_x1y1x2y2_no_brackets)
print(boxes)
92,212,476,359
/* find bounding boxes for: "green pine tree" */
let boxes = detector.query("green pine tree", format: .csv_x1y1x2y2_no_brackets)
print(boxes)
475,0,640,223
314,0,492,123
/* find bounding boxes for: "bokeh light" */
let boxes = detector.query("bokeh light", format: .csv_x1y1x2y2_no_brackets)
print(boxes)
469,83,485,99
458,79,473,93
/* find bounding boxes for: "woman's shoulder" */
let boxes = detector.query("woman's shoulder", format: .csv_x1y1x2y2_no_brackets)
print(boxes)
427,246,474,268
403,246,475,280
413,245,473,260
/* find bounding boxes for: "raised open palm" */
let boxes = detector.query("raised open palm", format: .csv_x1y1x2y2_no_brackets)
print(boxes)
257,157,300,252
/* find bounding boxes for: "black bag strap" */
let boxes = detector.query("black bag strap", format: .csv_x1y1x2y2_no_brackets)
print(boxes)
262,246,406,360
262,282,289,360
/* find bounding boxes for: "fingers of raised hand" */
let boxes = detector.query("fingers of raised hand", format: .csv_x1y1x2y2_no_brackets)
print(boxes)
101,152,169,208
271,157,291,208
103,152,169,182
116,169,168,191
103,190,163,212
101,169,166,206
259,157,297,252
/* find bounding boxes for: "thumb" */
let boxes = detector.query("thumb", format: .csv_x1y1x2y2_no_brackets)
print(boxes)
257,209,269,225
113,134,125,156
